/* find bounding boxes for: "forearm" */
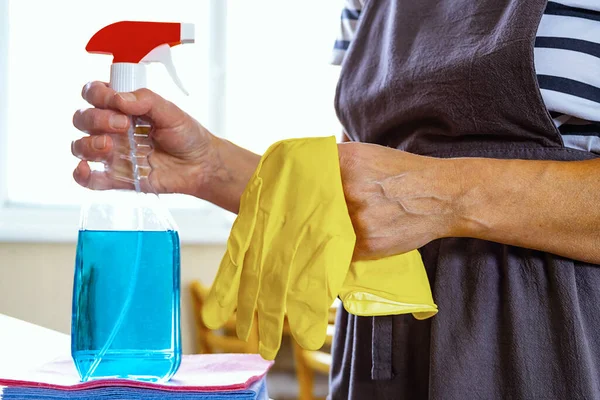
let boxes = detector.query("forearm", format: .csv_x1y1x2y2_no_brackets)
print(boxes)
199,135,261,214
450,157,600,263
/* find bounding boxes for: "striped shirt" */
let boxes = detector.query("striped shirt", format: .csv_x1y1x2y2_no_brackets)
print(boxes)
332,0,600,154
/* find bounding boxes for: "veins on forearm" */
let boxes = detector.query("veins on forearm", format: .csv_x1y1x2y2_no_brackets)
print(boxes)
376,173,456,216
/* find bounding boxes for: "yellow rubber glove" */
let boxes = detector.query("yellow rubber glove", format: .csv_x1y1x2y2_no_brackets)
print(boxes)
202,137,437,361
203,137,356,360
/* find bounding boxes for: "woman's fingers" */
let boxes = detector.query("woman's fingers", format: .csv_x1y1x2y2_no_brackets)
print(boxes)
73,108,130,135
81,81,113,108
108,89,188,127
81,81,187,127
71,135,112,162
73,161,132,191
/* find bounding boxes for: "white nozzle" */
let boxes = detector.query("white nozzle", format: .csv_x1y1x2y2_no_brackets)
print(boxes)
180,23,195,44
141,44,189,96
110,63,147,93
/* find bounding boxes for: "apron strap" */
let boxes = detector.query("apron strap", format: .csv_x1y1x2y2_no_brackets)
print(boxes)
371,316,393,380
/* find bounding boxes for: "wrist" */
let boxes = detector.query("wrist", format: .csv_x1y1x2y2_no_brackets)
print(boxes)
378,154,475,242
414,156,470,240
197,135,260,214
444,157,496,239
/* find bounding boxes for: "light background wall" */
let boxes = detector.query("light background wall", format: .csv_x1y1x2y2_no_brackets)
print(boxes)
0,242,226,354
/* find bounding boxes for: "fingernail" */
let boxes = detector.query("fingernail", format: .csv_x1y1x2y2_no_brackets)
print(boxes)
92,136,107,150
117,92,136,102
81,82,93,99
109,114,129,129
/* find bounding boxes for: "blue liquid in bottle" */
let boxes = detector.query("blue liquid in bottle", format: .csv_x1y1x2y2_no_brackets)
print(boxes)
71,230,181,382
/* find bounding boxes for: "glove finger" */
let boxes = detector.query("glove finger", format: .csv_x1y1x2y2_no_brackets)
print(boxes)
202,255,241,329
254,225,298,360
286,234,354,351
202,178,263,329
236,210,266,341
213,178,262,308
257,310,285,361
241,143,294,357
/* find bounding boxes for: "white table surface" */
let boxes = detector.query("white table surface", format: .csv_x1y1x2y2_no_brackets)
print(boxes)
0,314,70,380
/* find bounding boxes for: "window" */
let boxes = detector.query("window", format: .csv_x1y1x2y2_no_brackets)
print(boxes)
0,0,343,242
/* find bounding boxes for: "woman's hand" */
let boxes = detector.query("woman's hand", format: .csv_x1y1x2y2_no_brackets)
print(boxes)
338,142,462,260
339,141,600,264
72,81,216,196
71,81,260,213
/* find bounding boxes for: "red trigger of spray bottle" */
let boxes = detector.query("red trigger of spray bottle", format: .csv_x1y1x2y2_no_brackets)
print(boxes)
86,21,195,94
85,21,195,188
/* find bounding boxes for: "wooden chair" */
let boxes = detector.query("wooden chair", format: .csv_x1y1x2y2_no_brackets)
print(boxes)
190,280,259,354
291,301,339,400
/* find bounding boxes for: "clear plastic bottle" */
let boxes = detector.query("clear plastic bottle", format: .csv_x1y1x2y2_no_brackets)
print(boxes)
71,21,194,383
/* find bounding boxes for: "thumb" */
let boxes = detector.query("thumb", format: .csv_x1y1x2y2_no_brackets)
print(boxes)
108,88,188,128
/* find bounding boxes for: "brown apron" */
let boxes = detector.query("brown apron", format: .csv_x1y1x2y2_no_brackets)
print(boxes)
331,0,600,399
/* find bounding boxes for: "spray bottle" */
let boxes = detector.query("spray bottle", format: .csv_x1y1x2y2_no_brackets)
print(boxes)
71,21,194,383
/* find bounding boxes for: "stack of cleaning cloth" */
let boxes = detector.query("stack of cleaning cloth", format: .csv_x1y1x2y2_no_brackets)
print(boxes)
0,354,272,400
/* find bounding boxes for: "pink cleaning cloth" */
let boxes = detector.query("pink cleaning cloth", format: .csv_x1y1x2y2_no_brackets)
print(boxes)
0,354,273,392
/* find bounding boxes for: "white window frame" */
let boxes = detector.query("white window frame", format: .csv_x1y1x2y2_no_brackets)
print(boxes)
0,0,233,244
